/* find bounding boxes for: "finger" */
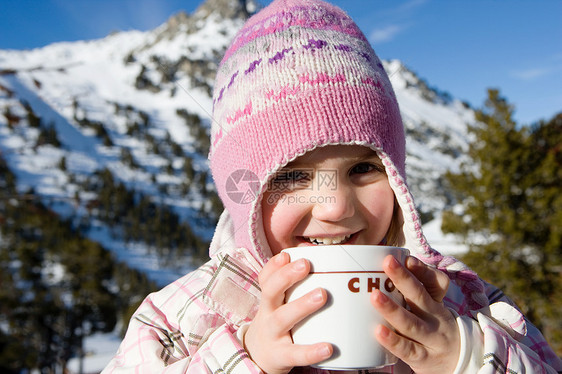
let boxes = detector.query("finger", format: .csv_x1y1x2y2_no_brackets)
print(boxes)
276,343,333,369
374,324,428,368
259,252,290,284
405,256,449,302
383,255,437,314
274,288,327,332
371,288,428,343
260,257,310,311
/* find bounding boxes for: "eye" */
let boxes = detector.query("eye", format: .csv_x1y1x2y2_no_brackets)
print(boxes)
349,161,386,185
269,168,313,191
349,162,385,175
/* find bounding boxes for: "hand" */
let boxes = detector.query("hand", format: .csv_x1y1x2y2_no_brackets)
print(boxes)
244,252,333,374
371,255,460,374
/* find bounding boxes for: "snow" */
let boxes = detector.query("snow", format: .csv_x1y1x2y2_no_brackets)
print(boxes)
66,332,122,374
422,212,469,256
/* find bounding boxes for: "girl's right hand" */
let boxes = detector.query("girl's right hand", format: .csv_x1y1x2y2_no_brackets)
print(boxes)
244,252,333,374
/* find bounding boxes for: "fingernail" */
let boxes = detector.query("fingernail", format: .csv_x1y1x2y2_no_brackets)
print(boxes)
293,259,307,271
388,256,400,269
318,344,332,358
310,289,324,303
406,256,421,267
375,290,388,304
377,324,390,338
276,252,288,264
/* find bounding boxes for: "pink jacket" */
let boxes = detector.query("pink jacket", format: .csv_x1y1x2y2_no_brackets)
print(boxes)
102,243,562,373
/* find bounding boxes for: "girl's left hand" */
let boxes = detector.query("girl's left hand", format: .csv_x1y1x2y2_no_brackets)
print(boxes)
371,255,460,374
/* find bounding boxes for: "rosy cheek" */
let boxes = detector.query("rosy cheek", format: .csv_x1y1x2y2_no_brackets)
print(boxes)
262,199,296,254
363,186,394,224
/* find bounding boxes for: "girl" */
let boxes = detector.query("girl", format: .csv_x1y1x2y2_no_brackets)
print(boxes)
103,0,562,372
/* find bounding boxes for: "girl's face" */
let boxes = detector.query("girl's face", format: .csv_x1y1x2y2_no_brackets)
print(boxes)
262,145,396,255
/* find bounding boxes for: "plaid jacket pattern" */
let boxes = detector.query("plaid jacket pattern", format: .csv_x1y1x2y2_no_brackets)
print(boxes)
102,246,562,374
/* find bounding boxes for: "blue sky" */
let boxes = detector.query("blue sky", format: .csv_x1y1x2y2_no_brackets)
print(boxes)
1,0,560,125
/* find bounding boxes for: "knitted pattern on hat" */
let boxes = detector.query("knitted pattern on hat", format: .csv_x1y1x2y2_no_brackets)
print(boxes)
209,0,487,311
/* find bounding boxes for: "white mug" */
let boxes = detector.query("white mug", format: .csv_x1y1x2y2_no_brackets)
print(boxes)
282,245,409,370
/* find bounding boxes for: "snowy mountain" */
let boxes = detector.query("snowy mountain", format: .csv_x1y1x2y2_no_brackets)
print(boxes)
0,0,477,370
0,0,473,287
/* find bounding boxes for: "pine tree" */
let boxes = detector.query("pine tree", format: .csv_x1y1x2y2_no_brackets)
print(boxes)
442,89,562,354
0,156,159,372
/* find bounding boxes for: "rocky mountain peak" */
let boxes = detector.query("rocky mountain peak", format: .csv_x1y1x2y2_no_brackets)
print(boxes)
142,0,259,58
193,0,260,22
163,11,190,35
159,0,258,37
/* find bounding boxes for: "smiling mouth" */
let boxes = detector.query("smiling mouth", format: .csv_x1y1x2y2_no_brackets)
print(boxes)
301,233,355,245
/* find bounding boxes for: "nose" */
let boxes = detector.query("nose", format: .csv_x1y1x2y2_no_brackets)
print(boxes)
311,181,355,222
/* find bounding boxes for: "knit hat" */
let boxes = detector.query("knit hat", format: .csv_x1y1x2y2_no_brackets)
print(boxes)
209,0,487,311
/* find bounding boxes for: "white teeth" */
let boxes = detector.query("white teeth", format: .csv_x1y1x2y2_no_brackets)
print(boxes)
305,235,351,245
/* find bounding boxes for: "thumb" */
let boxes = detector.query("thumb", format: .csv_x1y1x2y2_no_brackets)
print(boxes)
405,256,450,302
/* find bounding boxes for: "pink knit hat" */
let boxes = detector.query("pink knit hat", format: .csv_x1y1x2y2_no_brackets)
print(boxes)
209,0,487,311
